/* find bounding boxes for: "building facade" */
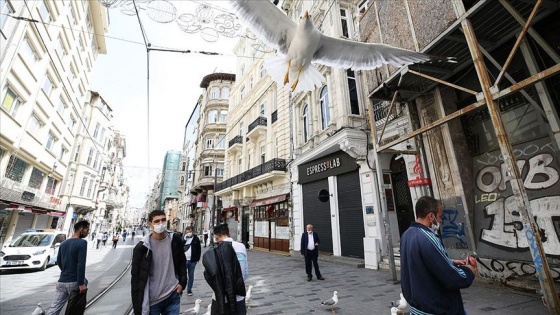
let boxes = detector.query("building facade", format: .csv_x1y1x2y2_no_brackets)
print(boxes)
159,150,181,230
190,73,234,236
0,0,108,244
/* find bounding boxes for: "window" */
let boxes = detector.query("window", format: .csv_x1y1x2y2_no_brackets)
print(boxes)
181,161,186,171
99,128,105,143
93,122,100,138
206,135,215,149
180,176,185,186
38,0,52,23
275,136,280,158
68,115,76,130
216,168,224,176
79,177,87,196
57,98,67,116
240,86,245,100
260,64,266,78
303,104,310,142
46,132,57,151
260,101,267,116
6,155,28,183
204,165,213,177
340,9,350,38
87,179,94,198
219,110,227,123
210,87,219,99
1,0,15,29
237,159,242,174
42,75,54,96
260,141,266,164
56,35,67,56
45,177,57,194
28,114,43,134
216,135,225,148
73,145,80,161
59,146,68,160
85,12,93,33
320,86,330,129
2,86,22,115
358,0,371,14
86,148,93,165
249,77,253,90
21,37,39,62
28,167,45,189
207,110,217,123
238,122,243,136
69,2,77,26
240,64,245,76
93,152,99,169
221,87,230,99
347,70,359,115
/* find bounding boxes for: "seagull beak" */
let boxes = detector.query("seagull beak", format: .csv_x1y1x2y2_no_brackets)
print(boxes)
303,11,309,19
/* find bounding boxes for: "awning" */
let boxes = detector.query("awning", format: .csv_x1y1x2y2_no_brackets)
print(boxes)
221,206,238,212
250,194,287,207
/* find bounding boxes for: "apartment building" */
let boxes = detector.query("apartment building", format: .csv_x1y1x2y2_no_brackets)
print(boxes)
190,73,234,236
0,0,108,244
159,150,181,230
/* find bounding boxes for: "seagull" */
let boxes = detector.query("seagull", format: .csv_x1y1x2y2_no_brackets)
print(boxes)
390,306,404,315
246,285,254,308
202,304,211,315
394,293,408,310
30,303,45,315
321,290,338,314
229,0,452,93
183,299,204,314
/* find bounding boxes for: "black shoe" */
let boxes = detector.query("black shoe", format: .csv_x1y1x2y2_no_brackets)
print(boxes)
317,276,325,280
307,276,312,281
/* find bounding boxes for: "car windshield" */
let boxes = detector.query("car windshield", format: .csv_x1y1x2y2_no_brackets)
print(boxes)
11,234,54,247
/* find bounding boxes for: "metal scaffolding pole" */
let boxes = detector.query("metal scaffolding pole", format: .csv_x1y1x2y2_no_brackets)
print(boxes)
454,0,560,312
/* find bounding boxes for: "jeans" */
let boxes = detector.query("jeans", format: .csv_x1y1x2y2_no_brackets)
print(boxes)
186,260,197,293
46,282,83,315
149,291,181,315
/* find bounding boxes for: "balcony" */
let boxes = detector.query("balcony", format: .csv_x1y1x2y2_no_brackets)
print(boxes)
105,192,123,210
0,177,64,211
215,158,287,192
227,135,243,154
246,116,267,141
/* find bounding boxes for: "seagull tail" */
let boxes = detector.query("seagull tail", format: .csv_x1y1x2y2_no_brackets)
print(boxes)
264,56,289,86
291,64,325,93
264,56,325,93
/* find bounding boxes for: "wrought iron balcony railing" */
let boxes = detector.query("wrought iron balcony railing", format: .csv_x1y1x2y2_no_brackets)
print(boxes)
247,116,267,134
215,158,287,192
228,135,243,148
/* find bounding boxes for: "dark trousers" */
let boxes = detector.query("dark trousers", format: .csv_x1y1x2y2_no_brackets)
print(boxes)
305,251,321,278
211,299,246,315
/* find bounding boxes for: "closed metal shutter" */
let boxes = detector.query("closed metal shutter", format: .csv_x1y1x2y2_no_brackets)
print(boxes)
302,178,333,254
35,214,49,229
13,212,34,238
337,171,365,258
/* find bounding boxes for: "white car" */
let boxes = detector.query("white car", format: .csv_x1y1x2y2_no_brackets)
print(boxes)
0,231,67,271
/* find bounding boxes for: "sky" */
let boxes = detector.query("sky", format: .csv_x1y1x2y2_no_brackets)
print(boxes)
89,1,238,207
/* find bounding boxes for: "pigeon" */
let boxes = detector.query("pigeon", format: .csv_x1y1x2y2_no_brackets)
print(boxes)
390,306,404,315
202,304,211,315
183,299,203,314
321,290,338,314
31,303,45,315
228,0,452,92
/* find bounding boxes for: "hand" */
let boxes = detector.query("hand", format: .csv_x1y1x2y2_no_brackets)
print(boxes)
175,284,183,293
314,243,319,247
78,284,87,294
465,263,478,277
452,259,466,266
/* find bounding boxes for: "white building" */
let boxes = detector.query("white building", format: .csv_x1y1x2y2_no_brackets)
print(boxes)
0,0,108,244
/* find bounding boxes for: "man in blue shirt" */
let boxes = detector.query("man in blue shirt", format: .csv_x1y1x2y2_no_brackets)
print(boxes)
47,220,90,315
400,196,477,315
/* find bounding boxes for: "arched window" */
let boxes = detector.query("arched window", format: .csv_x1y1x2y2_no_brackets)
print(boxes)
221,87,230,99
260,64,266,78
320,86,330,129
303,104,310,142
210,87,219,99
180,176,185,186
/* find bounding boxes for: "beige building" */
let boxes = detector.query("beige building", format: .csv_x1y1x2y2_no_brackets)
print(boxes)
0,0,108,244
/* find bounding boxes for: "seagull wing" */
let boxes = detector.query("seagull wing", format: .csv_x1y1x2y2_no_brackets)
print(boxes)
313,35,433,70
229,0,296,54
321,297,336,306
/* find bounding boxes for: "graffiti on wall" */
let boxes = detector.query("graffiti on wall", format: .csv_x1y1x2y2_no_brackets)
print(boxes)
473,138,560,262
442,208,468,249
476,257,560,282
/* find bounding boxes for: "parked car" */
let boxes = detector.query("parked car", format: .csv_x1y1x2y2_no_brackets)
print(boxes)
0,231,66,271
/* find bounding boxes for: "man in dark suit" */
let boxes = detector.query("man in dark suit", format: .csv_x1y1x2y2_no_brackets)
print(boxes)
300,224,325,281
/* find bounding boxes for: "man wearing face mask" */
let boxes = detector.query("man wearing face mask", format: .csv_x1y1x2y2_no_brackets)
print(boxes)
400,196,477,315
300,224,325,281
131,210,187,315
47,220,90,315
183,226,201,296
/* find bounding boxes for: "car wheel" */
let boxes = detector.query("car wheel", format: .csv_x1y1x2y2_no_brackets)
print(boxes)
39,257,49,271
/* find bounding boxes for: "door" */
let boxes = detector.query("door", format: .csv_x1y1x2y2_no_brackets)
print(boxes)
337,171,365,258
241,207,249,247
390,156,415,236
302,178,333,253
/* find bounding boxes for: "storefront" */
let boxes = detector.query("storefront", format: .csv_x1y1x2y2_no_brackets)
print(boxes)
298,150,365,258
252,194,290,252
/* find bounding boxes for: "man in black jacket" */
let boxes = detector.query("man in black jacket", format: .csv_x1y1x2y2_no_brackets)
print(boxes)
183,226,201,296
300,224,325,281
131,210,187,315
202,225,246,315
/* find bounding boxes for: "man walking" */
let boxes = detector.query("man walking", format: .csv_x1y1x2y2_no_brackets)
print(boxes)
300,224,324,281
400,196,477,315
213,223,249,280
96,231,102,249
131,210,187,315
183,226,201,296
203,224,246,315
203,229,209,248
47,220,90,315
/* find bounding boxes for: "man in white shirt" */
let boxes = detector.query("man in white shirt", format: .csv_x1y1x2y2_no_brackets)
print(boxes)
300,224,324,281
183,226,201,296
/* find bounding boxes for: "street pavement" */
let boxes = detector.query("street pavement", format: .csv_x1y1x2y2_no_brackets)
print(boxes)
183,246,547,315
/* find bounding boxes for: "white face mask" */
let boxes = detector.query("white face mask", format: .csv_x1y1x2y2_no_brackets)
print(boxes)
430,214,440,233
307,231,312,234
153,224,166,234
186,233,193,237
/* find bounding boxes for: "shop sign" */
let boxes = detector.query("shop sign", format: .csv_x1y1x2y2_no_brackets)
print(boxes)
407,155,431,187
250,194,287,207
298,151,358,184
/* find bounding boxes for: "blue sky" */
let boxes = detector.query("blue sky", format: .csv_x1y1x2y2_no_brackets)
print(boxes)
90,1,237,207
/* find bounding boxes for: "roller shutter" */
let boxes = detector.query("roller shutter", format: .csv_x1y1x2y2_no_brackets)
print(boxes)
13,212,34,238
337,171,365,258
302,178,333,254
35,214,49,229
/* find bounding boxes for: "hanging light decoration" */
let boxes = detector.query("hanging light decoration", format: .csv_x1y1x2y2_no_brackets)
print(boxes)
196,5,213,24
146,0,177,23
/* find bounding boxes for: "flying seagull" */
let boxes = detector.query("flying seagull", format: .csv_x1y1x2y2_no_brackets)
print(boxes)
321,290,339,314
229,0,452,93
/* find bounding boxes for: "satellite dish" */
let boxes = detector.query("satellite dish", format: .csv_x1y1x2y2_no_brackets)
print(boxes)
317,189,330,202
